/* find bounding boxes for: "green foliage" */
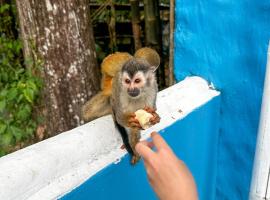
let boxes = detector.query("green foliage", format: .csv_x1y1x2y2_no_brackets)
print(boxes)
0,2,42,156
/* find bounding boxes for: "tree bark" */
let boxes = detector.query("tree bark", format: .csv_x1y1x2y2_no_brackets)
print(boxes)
130,0,142,51
16,0,101,136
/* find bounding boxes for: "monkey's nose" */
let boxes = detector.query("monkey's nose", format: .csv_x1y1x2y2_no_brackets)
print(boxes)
128,88,140,97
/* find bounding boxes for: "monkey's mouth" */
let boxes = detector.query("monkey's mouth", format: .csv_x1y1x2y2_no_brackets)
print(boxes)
128,89,140,97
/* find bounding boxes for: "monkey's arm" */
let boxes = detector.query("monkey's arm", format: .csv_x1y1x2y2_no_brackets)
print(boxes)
115,111,142,130
111,108,134,155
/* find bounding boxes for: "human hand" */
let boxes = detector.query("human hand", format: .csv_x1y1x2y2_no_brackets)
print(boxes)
135,132,198,200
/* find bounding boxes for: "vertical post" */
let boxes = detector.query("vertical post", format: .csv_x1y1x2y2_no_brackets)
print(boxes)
130,0,142,51
168,0,175,86
109,0,117,52
143,0,165,88
249,41,270,200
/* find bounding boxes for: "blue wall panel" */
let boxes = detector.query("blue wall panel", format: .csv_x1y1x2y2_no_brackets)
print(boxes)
174,1,270,199
61,96,220,200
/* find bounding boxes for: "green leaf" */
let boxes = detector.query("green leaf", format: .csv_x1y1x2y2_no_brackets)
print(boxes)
16,94,24,103
0,100,6,112
23,88,34,103
0,133,13,147
25,126,35,137
0,4,10,14
10,125,23,142
7,88,18,101
17,104,31,120
0,89,8,98
0,123,7,134
16,68,25,75
1,71,8,82
0,149,6,157
26,80,37,91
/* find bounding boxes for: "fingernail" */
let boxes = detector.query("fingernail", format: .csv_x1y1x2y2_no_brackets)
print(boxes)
151,132,157,137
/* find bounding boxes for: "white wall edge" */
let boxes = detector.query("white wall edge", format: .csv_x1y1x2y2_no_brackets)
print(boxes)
249,41,270,200
0,76,220,200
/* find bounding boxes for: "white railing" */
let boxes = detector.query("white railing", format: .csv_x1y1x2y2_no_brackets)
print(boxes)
0,76,219,200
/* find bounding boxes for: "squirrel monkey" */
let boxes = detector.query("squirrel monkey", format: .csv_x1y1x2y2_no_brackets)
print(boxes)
111,55,160,165
82,52,132,121
82,47,160,123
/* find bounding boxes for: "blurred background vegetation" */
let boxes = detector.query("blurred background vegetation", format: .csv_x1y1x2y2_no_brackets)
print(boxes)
0,1,43,156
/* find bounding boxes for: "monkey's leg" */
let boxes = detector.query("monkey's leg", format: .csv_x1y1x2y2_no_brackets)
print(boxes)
115,122,134,156
130,129,141,165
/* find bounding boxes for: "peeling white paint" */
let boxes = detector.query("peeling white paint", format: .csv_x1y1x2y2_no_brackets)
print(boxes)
0,76,220,200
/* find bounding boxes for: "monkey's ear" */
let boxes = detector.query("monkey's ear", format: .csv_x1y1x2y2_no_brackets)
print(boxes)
150,65,159,73
134,47,160,69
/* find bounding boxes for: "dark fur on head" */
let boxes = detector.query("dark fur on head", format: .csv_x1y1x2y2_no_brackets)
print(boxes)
121,58,151,78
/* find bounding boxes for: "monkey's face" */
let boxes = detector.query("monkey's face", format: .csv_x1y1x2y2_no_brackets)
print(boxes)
122,71,146,98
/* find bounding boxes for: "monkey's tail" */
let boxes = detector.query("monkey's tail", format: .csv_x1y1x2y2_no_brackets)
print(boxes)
81,92,112,122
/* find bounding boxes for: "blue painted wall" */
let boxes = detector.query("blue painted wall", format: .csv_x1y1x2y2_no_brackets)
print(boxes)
174,0,270,199
61,96,220,200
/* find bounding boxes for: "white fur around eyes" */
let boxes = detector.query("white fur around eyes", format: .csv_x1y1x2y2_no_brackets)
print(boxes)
122,72,130,80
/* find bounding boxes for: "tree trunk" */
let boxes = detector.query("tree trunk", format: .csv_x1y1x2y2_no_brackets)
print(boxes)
130,0,142,51
108,0,117,52
16,0,101,136
143,0,161,49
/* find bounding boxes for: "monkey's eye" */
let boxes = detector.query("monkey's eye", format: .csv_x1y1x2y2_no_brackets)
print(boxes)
134,79,141,83
125,79,131,84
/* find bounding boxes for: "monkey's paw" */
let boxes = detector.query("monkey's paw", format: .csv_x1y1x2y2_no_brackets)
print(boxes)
127,113,143,129
131,155,141,165
143,106,160,125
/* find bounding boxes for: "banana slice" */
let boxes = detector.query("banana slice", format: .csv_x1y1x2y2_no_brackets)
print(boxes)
135,109,153,130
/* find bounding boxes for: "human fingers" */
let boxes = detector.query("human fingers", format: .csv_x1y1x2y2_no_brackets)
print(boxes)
151,132,171,151
135,142,155,161
140,140,154,149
